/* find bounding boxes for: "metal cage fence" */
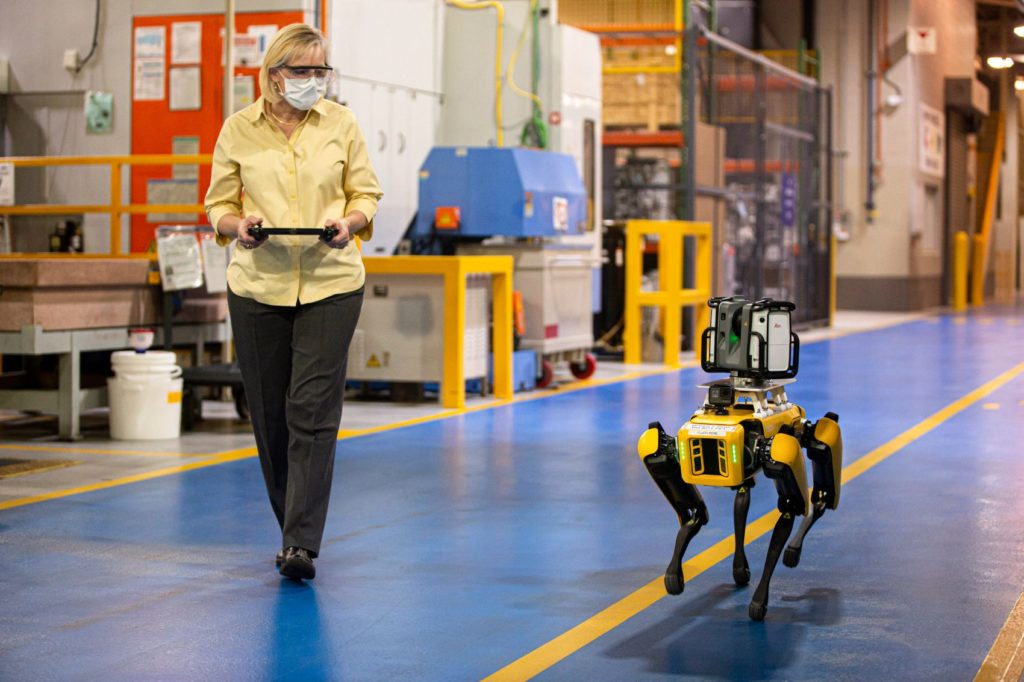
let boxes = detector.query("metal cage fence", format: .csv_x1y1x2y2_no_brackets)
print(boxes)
691,29,833,327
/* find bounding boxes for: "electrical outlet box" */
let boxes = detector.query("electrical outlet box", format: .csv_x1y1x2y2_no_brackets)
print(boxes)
85,91,113,134
63,49,79,72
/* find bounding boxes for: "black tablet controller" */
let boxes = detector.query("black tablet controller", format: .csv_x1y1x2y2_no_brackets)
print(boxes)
248,226,340,243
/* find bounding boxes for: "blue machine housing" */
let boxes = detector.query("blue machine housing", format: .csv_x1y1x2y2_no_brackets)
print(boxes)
412,147,587,238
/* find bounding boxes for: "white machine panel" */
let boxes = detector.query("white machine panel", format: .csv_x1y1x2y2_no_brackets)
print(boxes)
749,310,791,372
348,273,489,384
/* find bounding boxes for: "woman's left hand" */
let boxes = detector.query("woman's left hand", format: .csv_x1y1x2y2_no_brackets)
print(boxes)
322,218,351,249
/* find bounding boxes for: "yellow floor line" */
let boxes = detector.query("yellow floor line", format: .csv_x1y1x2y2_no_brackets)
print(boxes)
0,446,257,511
975,592,1024,682
0,444,211,458
482,361,1024,682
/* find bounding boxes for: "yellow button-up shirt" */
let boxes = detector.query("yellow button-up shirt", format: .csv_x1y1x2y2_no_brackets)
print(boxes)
205,96,382,306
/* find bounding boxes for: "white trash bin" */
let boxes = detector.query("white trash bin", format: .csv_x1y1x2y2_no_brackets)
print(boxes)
108,350,184,440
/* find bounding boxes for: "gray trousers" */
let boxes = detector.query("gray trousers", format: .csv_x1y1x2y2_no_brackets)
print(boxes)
228,286,363,556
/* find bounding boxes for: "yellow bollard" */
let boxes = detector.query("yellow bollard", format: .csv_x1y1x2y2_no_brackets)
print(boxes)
953,232,968,311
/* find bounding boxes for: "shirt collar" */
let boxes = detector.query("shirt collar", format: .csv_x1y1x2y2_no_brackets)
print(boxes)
245,96,329,124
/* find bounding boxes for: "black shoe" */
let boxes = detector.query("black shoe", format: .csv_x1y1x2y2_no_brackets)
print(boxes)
279,546,315,581
275,550,284,567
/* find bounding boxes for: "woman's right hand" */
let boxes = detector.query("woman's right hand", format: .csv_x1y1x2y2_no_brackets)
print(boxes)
236,215,265,250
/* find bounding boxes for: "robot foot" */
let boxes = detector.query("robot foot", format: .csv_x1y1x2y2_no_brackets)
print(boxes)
664,520,703,596
665,571,685,595
782,545,802,568
732,558,750,586
748,600,768,621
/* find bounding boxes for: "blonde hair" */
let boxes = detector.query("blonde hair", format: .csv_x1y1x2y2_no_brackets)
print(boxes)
259,24,329,104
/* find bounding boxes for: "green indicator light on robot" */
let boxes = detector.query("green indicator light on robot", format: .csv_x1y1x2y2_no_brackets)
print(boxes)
731,443,738,463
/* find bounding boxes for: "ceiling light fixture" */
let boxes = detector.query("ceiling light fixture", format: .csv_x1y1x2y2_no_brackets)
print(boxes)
987,56,1015,69
1015,25,1024,37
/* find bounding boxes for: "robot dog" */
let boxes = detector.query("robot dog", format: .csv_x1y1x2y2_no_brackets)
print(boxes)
637,297,842,620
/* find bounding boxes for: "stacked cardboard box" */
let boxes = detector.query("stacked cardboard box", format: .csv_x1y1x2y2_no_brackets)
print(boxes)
0,258,161,331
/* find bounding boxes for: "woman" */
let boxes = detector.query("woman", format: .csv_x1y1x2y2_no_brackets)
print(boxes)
205,23,381,581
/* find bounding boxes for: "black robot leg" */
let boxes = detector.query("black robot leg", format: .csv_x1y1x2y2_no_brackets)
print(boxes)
750,431,809,620
748,512,795,621
637,422,709,596
783,500,826,568
732,481,754,586
785,413,843,568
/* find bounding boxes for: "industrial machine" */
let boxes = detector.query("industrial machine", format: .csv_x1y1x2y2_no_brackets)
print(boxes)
434,2,603,385
346,273,490,389
636,296,843,620
410,146,597,384
339,1,603,393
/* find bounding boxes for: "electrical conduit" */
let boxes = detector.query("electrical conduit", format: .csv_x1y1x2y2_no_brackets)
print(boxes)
506,0,546,148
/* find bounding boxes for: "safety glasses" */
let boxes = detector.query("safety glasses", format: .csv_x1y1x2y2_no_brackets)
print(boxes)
275,65,335,80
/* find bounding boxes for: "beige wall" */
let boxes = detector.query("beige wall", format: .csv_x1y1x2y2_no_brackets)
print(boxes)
817,0,978,308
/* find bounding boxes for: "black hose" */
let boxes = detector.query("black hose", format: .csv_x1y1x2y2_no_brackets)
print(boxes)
75,0,101,74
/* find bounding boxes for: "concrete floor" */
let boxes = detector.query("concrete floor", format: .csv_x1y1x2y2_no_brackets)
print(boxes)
1,307,1021,680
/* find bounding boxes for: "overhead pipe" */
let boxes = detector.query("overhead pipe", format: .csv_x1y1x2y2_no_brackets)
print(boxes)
865,0,876,222
223,0,235,119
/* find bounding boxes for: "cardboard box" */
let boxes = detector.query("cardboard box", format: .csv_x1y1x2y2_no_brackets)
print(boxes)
0,258,161,331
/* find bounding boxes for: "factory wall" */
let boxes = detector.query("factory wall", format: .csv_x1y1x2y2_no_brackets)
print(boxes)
0,0,311,254
817,0,978,311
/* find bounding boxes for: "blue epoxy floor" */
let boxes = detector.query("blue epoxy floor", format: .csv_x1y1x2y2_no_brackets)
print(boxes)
1,308,1024,680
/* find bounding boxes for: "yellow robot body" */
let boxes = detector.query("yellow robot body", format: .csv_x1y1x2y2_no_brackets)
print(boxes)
637,296,845,620
678,403,805,488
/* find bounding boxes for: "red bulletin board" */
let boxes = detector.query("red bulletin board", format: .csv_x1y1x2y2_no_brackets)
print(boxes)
130,11,303,253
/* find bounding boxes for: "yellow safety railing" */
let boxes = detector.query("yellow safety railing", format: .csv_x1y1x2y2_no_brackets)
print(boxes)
362,255,514,410
0,154,213,255
972,111,1004,306
623,220,712,367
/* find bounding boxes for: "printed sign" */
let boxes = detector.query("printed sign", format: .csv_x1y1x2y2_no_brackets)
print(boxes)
0,162,13,206
684,423,737,437
553,196,569,231
919,103,945,177
156,234,203,292
780,173,796,228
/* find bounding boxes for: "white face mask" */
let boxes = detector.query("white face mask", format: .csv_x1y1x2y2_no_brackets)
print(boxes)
282,77,327,110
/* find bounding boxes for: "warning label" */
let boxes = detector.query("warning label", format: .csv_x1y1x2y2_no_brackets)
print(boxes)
366,354,381,368
684,423,736,437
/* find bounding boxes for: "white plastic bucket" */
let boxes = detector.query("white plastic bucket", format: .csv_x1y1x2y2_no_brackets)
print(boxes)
108,351,184,440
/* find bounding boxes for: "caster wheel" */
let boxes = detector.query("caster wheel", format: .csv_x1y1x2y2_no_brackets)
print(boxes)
783,546,801,568
749,601,767,621
234,387,250,420
569,352,597,380
732,565,750,586
664,572,684,596
536,360,555,389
